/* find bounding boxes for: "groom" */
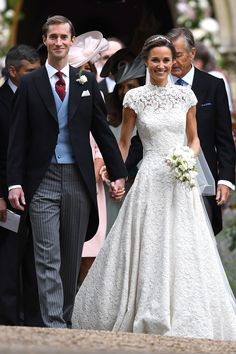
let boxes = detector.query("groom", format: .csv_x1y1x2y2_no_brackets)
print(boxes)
126,27,235,236
7,15,127,328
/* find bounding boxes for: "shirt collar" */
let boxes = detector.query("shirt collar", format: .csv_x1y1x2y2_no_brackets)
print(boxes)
170,65,195,87
45,60,70,79
7,78,17,93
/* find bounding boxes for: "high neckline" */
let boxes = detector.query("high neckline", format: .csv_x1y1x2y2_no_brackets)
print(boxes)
147,81,172,90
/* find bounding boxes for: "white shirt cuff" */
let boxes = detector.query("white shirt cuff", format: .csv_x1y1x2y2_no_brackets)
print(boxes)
217,180,235,190
8,185,22,191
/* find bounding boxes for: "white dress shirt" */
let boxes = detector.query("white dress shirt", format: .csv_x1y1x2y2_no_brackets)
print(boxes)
105,76,116,93
8,78,17,93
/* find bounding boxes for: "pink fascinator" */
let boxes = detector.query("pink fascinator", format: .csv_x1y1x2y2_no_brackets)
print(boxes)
68,31,108,68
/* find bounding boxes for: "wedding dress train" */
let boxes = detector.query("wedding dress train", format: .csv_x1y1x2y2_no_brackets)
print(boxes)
72,83,236,340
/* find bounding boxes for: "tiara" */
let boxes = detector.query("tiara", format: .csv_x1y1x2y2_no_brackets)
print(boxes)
148,36,171,44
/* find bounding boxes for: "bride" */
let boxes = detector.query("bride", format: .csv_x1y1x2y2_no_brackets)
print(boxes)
72,35,236,340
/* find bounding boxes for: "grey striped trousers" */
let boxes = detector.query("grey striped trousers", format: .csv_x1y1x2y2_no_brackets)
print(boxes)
29,164,91,328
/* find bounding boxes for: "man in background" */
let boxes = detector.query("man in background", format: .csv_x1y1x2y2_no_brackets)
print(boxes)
0,44,42,325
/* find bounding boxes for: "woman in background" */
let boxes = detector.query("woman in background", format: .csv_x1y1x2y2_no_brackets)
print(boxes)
68,31,108,284
103,53,146,233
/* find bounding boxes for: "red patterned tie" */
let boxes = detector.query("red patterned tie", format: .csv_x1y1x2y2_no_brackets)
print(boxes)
55,71,66,101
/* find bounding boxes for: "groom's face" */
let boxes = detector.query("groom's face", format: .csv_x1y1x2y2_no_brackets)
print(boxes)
43,23,74,63
171,36,196,78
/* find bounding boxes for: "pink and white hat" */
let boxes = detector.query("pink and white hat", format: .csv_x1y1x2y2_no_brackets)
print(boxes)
68,31,108,68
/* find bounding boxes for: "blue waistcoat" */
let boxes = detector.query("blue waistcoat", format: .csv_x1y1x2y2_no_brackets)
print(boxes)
51,88,75,164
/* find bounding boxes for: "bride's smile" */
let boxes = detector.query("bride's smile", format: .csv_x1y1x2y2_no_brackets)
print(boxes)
145,46,174,86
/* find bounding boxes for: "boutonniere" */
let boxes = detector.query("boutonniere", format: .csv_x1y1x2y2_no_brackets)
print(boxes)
76,70,88,85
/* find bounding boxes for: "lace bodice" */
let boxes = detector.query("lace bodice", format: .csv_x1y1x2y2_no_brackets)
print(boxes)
123,83,197,157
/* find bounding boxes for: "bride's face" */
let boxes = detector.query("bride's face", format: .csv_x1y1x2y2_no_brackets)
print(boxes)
146,46,174,86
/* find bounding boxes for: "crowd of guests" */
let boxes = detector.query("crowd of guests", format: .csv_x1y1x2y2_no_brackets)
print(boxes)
0,15,235,333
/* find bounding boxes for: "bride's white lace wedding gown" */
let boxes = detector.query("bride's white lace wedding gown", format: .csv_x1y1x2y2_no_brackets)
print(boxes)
72,83,236,340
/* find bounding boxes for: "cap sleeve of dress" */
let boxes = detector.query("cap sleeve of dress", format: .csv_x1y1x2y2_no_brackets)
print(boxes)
123,88,139,115
186,88,198,110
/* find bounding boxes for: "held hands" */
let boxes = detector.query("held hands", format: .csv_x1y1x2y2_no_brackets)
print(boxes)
216,184,231,206
110,178,126,202
8,187,26,211
99,166,126,201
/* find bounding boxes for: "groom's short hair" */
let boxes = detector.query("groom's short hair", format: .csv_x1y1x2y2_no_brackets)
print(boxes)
42,15,75,38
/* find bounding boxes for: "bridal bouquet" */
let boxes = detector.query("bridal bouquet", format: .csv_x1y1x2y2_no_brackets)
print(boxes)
165,146,198,188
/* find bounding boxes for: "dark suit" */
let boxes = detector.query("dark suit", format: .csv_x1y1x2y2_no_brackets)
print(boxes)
0,81,42,326
0,82,12,199
7,66,127,326
98,78,109,96
126,68,236,235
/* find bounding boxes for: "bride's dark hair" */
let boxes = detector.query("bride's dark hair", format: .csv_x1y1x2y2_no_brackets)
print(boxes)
141,35,176,60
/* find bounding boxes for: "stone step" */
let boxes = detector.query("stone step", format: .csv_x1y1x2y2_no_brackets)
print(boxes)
0,326,235,354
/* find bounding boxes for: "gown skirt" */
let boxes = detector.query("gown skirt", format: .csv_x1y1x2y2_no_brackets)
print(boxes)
72,151,236,340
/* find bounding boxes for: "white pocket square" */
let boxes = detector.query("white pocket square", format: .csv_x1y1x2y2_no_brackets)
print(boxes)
81,90,90,97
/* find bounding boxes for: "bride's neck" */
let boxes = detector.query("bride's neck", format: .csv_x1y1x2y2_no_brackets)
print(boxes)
150,79,168,87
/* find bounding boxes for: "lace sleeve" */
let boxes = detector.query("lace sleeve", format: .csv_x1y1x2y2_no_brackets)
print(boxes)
186,88,198,110
123,89,139,114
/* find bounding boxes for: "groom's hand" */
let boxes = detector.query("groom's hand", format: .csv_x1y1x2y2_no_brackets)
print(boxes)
110,178,126,201
216,184,231,206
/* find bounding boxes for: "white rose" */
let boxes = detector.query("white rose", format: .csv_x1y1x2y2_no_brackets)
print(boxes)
76,74,88,85
79,75,87,84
